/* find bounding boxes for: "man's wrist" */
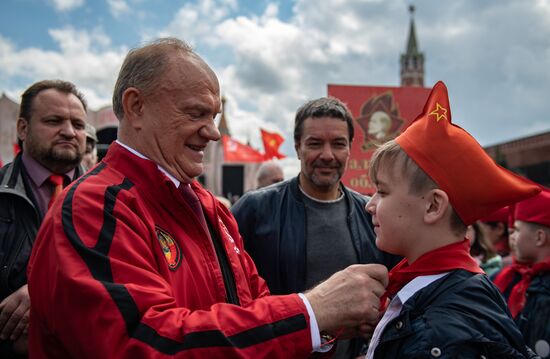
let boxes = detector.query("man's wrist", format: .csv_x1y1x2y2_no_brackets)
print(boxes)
297,293,323,351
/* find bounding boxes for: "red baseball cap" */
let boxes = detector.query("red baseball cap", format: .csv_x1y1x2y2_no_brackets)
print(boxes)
514,187,550,227
396,81,541,225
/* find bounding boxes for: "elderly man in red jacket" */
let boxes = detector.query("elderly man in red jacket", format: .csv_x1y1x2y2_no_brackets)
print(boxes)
27,37,388,358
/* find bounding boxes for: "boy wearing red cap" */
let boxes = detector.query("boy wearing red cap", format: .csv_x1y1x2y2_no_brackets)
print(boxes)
494,189,550,358
365,81,540,358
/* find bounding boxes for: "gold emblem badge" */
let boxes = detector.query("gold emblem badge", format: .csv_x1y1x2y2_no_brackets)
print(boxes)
155,226,182,271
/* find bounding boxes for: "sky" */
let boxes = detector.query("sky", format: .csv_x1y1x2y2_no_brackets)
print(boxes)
1,0,550,177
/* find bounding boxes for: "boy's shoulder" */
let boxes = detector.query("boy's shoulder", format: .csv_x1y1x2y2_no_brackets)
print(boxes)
525,271,550,303
376,270,528,358
405,269,508,324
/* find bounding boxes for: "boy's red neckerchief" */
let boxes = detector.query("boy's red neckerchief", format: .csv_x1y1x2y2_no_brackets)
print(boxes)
380,239,483,309
493,257,550,318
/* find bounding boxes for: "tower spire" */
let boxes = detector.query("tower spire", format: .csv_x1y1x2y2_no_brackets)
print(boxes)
400,5,424,87
406,5,418,54
218,95,231,136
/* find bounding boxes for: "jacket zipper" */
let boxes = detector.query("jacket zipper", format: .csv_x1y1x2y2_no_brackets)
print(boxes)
206,218,240,305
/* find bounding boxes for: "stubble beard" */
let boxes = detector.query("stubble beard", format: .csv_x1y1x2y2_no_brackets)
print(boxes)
27,139,82,173
308,162,343,190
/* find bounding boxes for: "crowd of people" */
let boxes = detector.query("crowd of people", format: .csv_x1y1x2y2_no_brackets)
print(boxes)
0,37,548,359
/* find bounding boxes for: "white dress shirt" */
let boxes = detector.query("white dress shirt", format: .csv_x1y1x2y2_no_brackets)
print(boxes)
366,273,450,358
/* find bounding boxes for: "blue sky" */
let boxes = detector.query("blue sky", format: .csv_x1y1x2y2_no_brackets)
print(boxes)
1,0,550,175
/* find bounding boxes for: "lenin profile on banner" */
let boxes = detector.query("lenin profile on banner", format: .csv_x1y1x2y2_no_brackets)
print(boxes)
357,91,404,150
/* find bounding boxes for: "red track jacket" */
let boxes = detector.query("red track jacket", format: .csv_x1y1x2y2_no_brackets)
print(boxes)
27,143,312,358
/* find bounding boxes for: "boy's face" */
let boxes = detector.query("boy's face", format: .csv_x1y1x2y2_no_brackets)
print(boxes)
366,163,425,256
511,220,538,263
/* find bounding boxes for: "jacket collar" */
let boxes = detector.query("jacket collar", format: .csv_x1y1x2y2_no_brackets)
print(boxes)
102,142,217,217
0,153,41,220
1,152,24,190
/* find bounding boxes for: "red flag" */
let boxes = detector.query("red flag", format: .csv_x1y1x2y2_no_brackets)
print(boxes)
222,135,265,163
260,128,286,159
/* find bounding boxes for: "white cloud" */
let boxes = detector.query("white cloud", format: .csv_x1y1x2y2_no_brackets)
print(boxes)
1,0,549,155
50,0,84,12
49,26,112,53
0,27,125,109
208,0,404,152
107,0,130,18
157,0,237,46
207,0,550,148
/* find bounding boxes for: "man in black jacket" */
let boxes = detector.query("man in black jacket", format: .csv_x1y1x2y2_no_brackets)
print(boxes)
0,79,87,356
232,97,399,358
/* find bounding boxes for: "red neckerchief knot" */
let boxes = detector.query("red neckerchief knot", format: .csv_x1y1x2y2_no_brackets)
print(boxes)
380,239,484,310
493,257,550,318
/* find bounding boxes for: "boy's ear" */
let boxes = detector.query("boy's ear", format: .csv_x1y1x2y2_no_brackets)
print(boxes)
424,189,450,225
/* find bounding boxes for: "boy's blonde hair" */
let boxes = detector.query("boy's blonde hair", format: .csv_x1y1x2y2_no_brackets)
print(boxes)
369,140,467,235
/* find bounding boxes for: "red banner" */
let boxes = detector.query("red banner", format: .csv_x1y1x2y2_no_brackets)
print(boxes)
328,84,431,194
222,135,265,163
261,128,286,160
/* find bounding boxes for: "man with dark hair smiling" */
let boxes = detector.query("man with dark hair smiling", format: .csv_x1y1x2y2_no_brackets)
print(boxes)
0,79,87,356
232,97,400,358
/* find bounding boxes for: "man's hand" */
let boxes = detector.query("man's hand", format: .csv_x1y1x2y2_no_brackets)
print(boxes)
0,284,30,341
305,264,388,334
338,320,378,341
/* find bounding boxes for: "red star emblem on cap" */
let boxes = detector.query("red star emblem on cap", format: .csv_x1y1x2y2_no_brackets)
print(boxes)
429,103,448,122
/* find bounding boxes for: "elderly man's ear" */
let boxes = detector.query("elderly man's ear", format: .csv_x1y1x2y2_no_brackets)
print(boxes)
122,87,145,130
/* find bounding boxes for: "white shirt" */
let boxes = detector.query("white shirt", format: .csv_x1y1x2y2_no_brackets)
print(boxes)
366,273,450,358
116,140,182,187
115,140,324,351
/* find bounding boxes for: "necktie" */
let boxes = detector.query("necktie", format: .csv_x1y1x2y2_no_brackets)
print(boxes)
179,184,208,231
48,174,65,209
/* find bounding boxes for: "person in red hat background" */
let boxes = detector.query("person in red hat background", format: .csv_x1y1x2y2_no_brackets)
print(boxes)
479,206,514,266
466,221,503,277
493,189,550,358
364,81,540,358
